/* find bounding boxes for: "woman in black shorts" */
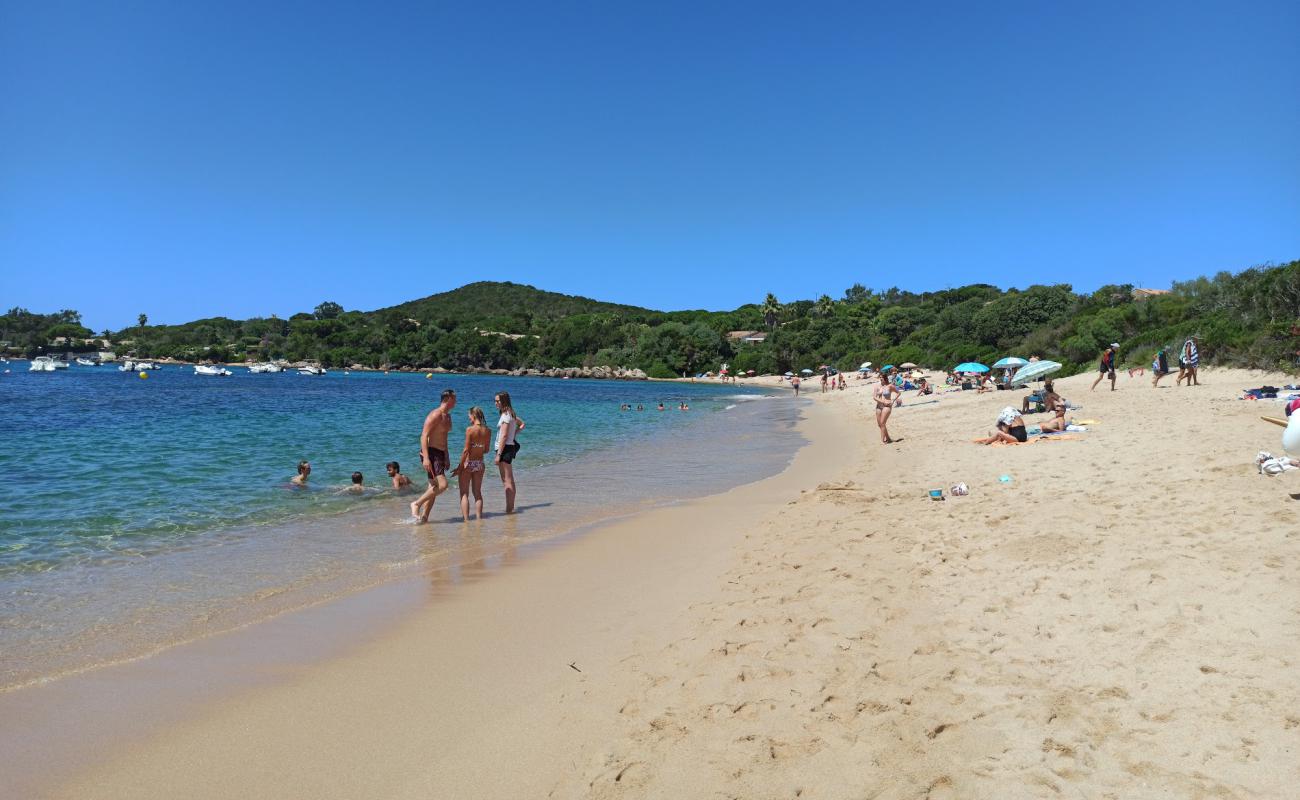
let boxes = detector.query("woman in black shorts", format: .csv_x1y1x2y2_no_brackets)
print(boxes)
494,391,525,514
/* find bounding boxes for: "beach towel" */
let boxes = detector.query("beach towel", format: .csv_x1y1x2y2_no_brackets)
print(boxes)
997,406,1020,426
1256,451,1298,476
1182,339,1199,367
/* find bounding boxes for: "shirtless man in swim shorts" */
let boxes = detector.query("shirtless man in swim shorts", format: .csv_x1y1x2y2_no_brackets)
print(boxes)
411,388,456,523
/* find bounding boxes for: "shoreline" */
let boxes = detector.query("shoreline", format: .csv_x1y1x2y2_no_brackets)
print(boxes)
1,393,852,799
8,367,1299,798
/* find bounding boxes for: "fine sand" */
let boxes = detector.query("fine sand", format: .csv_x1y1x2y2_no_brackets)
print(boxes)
23,368,1300,798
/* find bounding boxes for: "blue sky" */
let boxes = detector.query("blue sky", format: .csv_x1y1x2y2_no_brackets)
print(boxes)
3,1,1297,331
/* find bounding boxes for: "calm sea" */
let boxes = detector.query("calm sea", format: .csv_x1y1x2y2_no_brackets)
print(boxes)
0,364,803,689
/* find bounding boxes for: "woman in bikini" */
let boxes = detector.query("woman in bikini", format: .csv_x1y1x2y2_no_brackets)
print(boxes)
453,406,492,521
873,373,899,444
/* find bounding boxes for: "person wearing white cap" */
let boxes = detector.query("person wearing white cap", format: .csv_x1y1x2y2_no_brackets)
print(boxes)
1091,343,1120,392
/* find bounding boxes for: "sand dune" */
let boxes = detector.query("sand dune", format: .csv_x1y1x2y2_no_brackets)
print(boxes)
47,368,1300,799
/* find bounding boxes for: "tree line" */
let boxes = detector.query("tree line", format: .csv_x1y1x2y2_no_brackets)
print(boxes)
4,261,1297,377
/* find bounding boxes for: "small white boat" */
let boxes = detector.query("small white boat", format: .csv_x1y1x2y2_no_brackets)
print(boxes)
135,361,160,370
29,356,58,372
75,357,98,366
194,364,232,376
248,362,283,374
52,359,70,370
298,365,327,376
119,360,135,372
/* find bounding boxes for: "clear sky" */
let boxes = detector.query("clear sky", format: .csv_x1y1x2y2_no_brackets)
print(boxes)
3,1,1297,331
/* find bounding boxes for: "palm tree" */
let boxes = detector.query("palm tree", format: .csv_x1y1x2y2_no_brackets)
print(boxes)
814,294,835,318
761,293,781,331
137,313,148,329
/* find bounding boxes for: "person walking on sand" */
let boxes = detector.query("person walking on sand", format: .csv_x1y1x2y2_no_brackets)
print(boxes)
791,375,801,396
453,406,492,521
411,388,456,523
1152,348,1173,387
1091,343,1119,392
494,391,524,514
1177,337,1200,386
873,373,900,444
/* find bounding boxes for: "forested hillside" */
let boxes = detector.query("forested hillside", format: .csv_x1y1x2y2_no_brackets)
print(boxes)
5,263,1297,377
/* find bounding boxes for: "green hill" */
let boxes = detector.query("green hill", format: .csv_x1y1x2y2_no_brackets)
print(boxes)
6,262,1298,377
370,281,658,334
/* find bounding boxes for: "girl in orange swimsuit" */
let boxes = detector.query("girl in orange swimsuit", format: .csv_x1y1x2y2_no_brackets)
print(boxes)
454,406,492,521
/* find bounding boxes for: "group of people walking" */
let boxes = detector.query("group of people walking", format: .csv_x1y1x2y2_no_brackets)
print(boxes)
411,389,523,523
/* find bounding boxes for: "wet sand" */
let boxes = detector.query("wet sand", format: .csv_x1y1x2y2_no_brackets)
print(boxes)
24,368,1300,798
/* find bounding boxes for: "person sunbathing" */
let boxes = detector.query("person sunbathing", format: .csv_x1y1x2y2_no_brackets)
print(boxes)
977,408,1028,444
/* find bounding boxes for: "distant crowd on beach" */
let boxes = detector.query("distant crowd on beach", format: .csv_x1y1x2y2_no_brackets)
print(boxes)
290,389,525,523
783,336,1206,447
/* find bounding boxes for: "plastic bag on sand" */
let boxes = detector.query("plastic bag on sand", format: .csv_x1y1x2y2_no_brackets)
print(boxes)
1256,451,1298,476
951,483,969,496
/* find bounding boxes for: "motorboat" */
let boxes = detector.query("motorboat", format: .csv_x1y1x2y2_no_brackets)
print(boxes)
248,362,283,374
195,364,233,376
120,360,159,372
298,365,327,376
119,360,135,372
75,357,99,366
52,358,69,370
135,361,160,370
29,356,58,372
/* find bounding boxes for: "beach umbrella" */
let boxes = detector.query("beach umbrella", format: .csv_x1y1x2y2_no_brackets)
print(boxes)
992,356,1028,369
953,362,990,373
900,362,917,369
1008,360,1062,387
784,371,794,377
881,364,895,372
800,368,814,375
746,369,755,375
859,361,872,369
909,370,926,379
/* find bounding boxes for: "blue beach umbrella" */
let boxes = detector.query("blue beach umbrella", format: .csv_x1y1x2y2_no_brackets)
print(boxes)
991,357,1027,369
881,364,895,372
954,362,990,373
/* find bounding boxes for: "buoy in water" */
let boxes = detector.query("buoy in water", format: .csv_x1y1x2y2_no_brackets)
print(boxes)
426,373,432,379
139,372,149,379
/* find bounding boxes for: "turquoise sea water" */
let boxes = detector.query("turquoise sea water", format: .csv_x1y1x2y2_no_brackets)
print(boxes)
0,364,802,688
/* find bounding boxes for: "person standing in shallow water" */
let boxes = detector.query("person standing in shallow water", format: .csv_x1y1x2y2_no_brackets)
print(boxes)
453,406,492,521
412,388,456,523
494,391,524,514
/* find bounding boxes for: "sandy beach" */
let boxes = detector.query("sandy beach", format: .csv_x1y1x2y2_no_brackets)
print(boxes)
18,368,1300,798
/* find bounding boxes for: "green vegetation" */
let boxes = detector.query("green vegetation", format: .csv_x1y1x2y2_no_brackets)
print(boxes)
6,261,1298,374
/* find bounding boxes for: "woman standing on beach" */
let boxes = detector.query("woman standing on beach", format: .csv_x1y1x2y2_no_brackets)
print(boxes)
453,407,492,521
873,373,899,444
494,392,524,514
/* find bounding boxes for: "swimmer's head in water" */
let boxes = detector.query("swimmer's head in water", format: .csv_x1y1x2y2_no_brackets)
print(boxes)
351,471,363,485
386,461,400,475
298,461,311,475
468,406,486,426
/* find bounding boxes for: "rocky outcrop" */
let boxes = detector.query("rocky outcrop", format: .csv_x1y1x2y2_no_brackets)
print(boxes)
502,366,647,380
